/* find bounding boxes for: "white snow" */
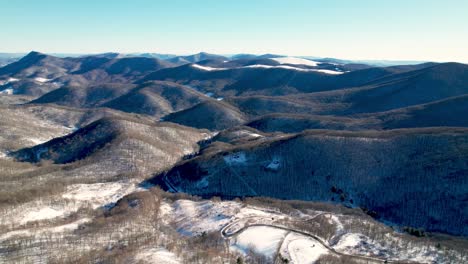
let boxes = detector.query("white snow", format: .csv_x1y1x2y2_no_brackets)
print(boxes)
62,181,139,209
232,130,263,139
21,207,65,224
169,200,242,235
232,226,287,257
223,152,247,165
7,182,140,226
196,177,209,188
280,233,329,264
0,77,20,86
191,62,345,74
191,64,227,71
0,88,14,95
265,157,281,171
334,233,362,250
134,248,181,264
244,64,313,72
310,69,344,75
28,137,48,145
34,77,51,83
0,218,90,242
272,57,320,67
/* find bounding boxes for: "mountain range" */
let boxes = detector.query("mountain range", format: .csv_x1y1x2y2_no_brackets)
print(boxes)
1,51,467,263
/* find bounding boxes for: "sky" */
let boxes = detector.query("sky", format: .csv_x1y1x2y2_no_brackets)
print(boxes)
1,0,467,62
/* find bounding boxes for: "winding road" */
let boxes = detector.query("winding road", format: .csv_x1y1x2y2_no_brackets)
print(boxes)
221,216,418,264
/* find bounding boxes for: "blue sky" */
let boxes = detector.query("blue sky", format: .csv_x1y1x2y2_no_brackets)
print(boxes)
1,0,467,62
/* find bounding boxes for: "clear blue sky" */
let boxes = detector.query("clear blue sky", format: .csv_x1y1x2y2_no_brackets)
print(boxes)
1,0,467,62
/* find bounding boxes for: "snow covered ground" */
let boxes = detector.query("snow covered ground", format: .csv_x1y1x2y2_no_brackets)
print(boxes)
62,181,140,209
191,63,344,74
133,247,181,264
232,226,287,257
191,64,227,71
0,77,20,86
163,199,242,235
280,233,329,264
334,232,444,263
34,77,51,83
0,88,14,95
272,57,320,67
1,181,141,226
1,218,90,242
310,69,344,75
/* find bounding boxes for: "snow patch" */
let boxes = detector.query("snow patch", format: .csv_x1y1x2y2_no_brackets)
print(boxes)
34,77,51,83
0,88,14,95
280,233,329,264
191,62,344,74
192,64,227,71
29,137,48,145
0,77,20,85
310,69,344,75
232,130,263,139
196,177,209,189
134,248,181,264
21,207,65,224
272,57,320,67
223,152,247,165
232,226,287,258
62,181,139,209
265,157,281,171
171,200,241,235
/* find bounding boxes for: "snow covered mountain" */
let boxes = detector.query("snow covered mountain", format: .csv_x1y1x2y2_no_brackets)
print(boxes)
0,52,467,263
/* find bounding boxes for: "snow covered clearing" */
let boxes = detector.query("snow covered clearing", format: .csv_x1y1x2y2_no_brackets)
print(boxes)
223,152,247,165
133,247,181,264
280,233,329,264
232,130,263,139
244,64,313,72
28,137,52,145
0,88,14,95
265,157,282,171
34,77,51,83
191,64,227,71
0,77,20,85
21,207,65,224
1,218,90,241
191,62,345,74
272,57,320,67
232,226,287,257
310,69,344,75
2,181,141,226
167,200,242,235
62,181,140,209
334,233,443,263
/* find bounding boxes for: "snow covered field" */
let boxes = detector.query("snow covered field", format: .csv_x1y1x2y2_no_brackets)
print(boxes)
191,62,344,74
272,57,320,67
280,233,329,264
232,226,287,257
34,77,51,83
1,180,141,227
133,247,181,264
